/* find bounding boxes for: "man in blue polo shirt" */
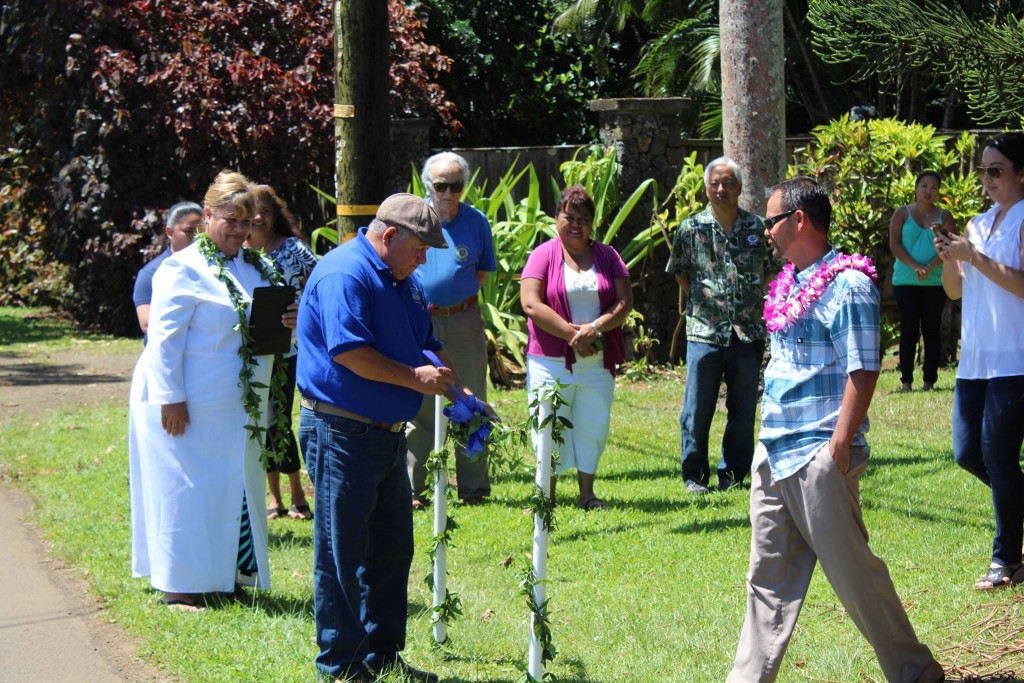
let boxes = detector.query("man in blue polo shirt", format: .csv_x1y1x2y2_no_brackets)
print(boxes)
297,193,481,683
407,152,497,508
727,177,943,683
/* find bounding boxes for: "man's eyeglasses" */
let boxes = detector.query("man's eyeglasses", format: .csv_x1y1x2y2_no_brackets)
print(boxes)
708,179,739,190
432,181,465,193
763,209,796,230
976,166,1004,179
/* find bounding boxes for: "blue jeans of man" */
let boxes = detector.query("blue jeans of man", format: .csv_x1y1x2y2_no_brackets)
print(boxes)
952,376,1024,567
299,408,414,680
680,334,765,487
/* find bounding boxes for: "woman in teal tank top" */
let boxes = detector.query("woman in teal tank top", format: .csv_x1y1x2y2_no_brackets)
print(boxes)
889,170,955,391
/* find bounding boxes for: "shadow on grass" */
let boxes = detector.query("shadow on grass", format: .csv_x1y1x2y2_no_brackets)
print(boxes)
0,311,72,346
869,452,952,468
861,497,993,531
434,651,604,683
601,464,679,482
267,526,313,550
245,591,314,618
672,513,750,536
0,359,128,387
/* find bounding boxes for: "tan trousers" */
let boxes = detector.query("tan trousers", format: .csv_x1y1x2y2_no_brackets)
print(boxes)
406,305,490,500
728,443,934,683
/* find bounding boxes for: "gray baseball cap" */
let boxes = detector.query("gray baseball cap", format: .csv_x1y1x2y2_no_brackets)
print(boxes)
375,193,447,249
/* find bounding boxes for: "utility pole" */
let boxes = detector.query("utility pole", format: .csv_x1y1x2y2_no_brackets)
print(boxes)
720,0,785,216
334,0,390,238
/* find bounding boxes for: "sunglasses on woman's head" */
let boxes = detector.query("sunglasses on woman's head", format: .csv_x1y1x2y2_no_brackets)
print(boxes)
976,166,1004,179
432,181,464,193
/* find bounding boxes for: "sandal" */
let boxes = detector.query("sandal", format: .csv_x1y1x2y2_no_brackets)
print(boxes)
267,507,287,520
288,504,313,520
579,496,610,511
973,562,1024,590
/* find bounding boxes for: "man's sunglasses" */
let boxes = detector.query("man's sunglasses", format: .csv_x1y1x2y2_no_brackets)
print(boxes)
976,166,1005,179
763,209,796,230
432,181,465,193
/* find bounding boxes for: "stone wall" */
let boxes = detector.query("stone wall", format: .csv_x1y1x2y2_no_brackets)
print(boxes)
591,97,695,363
389,118,432,193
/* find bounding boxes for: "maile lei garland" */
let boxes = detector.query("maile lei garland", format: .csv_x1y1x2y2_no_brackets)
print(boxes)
196,232,290,468
763,253,877,333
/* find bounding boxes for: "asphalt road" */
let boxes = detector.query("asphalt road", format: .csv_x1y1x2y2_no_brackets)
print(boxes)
0,483,171,682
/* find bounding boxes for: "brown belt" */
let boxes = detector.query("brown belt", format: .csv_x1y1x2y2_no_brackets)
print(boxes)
300,397,405,433
431,295,477,317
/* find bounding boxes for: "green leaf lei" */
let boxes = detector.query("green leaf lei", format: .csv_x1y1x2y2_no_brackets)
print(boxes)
196,232,290,468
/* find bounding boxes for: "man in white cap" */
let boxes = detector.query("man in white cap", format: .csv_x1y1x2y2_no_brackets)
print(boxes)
297,194,487,682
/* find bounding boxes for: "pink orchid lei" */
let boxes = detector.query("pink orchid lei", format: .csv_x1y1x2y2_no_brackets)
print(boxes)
763,253,877,333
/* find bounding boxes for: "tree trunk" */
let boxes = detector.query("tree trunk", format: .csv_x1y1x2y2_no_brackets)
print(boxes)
335,0,390,238
720,0,786,216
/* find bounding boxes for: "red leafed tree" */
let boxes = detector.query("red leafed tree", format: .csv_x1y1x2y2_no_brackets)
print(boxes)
389,1,460,134
0,0,457,334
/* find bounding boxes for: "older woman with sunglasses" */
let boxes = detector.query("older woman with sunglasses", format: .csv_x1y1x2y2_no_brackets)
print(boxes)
936,132,1024,590
521,185,633,509
406,152,497,508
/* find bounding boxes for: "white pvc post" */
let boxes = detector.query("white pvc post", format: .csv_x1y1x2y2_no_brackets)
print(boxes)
431,395,448,644
528,397,553,680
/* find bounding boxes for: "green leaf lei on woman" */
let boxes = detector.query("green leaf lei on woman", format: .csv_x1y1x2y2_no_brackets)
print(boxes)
196,232,290,468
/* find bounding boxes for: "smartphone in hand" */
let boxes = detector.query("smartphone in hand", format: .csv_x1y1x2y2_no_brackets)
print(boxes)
931,224,952,240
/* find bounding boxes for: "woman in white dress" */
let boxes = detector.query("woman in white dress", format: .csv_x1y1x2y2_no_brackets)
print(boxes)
129,171,284,610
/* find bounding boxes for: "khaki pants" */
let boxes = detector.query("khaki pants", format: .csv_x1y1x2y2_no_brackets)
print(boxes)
406,305,490,500
728,443,934,683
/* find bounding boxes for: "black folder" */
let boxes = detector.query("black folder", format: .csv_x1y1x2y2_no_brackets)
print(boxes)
249,285,295,355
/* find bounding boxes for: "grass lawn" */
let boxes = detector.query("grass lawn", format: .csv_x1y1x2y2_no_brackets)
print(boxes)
1,308,1020,682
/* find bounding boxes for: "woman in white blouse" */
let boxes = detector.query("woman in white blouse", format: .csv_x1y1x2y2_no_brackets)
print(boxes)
520,185,633,510
937,132,1024,591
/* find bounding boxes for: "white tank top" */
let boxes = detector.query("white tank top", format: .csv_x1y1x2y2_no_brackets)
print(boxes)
563,263,601,325
959,199,1024,379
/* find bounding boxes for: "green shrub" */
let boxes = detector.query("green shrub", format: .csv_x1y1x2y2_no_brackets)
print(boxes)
789,116,985,264
0,149,72,307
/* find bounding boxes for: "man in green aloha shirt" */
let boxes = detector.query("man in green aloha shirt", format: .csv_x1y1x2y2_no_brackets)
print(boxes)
665,156,775,494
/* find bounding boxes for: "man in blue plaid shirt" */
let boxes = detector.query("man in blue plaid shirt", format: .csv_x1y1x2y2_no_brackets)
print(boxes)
727,178,943,683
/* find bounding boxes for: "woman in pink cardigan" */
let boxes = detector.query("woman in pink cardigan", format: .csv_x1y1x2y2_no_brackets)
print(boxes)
520,185,634,509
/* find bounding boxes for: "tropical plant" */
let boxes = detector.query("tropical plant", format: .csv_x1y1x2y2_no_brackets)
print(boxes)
809,0,1024,127
558,145,660,270
652,151,708,239
421,0,602,146
789,116,985,267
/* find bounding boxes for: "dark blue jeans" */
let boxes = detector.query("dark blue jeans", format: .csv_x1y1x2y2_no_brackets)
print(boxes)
952,376,1024,567
299,408,414,680
680,335,765,487
893,285,946,385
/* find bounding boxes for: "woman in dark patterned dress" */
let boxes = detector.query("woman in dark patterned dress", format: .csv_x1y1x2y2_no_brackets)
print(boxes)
246,185,319,520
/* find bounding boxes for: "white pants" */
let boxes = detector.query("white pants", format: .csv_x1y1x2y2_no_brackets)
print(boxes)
526,354,615,475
